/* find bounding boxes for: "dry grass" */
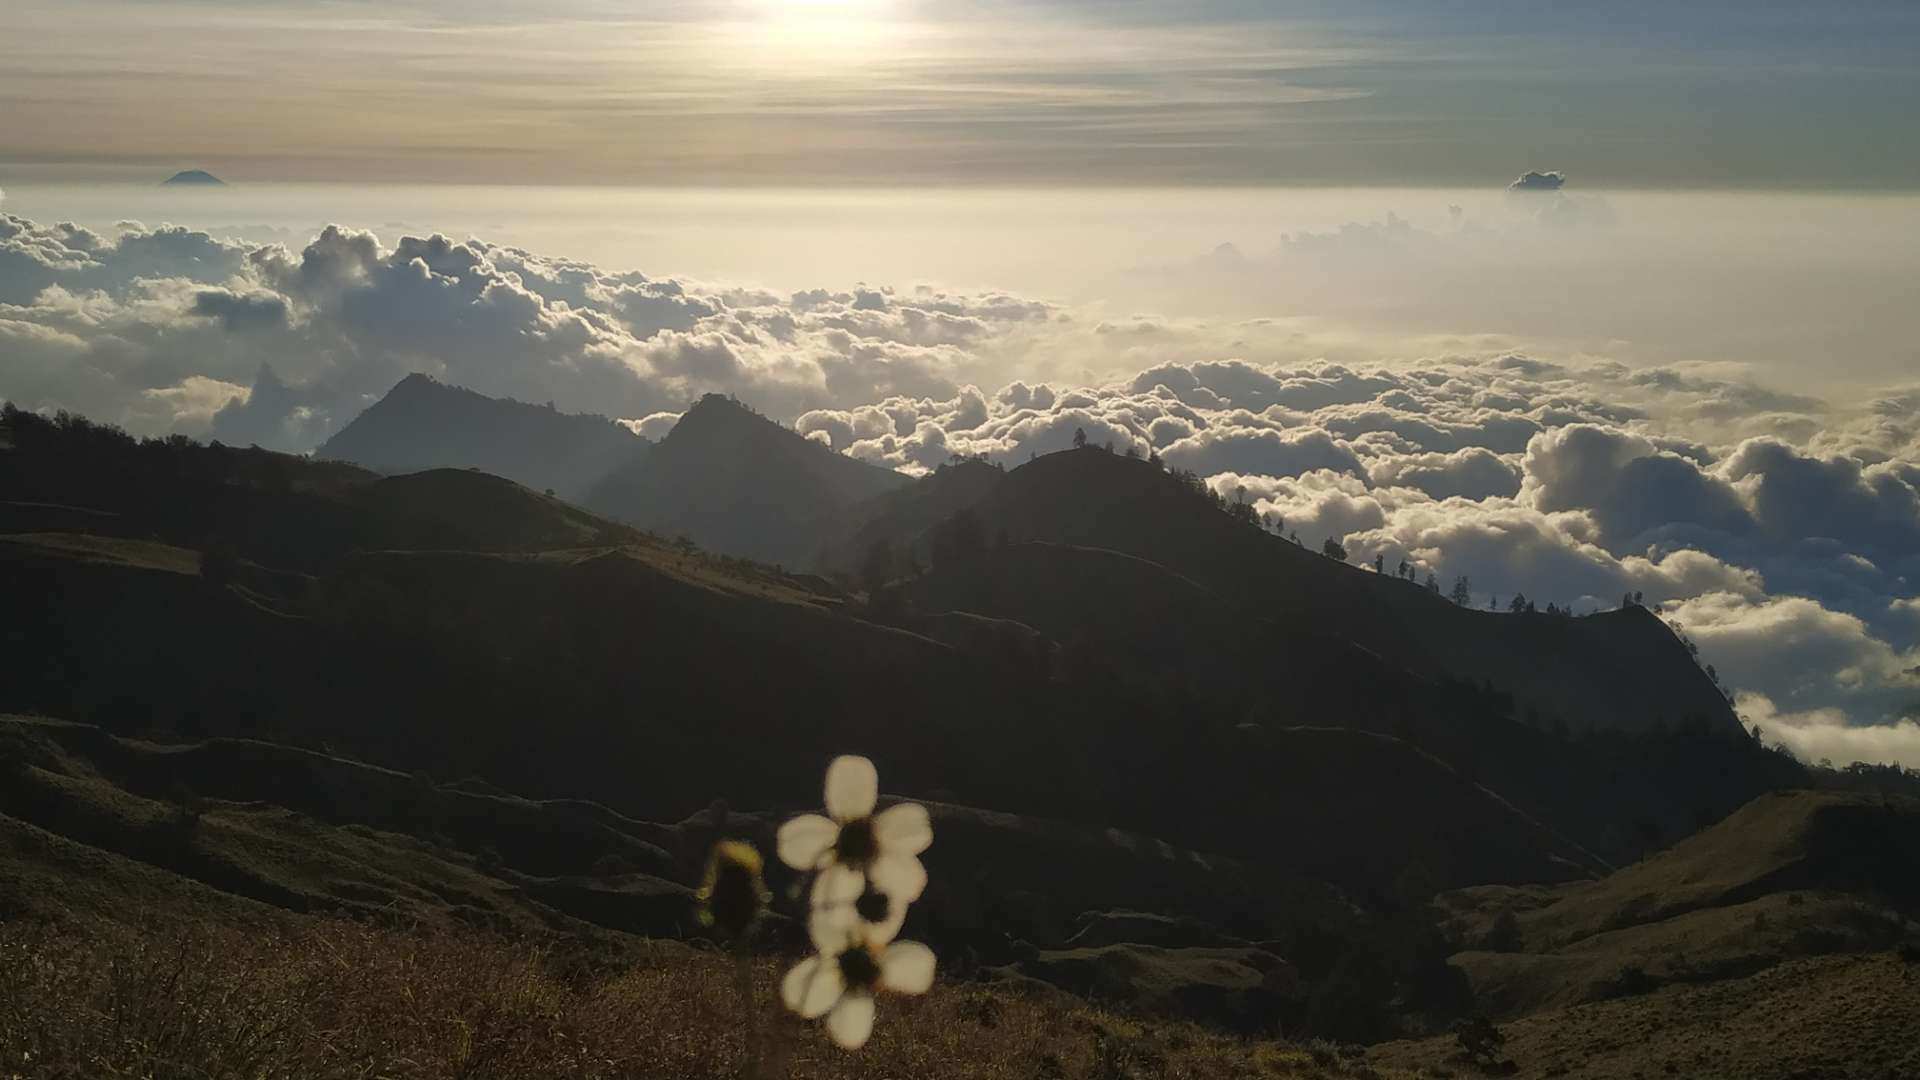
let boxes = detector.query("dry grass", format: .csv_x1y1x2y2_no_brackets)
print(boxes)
0,919,1414,1080
0,533,201,575
1372,951,1920,1080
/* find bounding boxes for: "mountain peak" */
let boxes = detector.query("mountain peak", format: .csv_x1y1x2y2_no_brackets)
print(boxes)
317,375,645,500
383,372,453,401
671,393,769,433
585,395,908,565
689,392,742,412
161,170,225,186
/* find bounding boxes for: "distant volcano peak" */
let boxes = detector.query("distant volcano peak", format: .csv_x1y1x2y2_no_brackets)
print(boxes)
161,170,225,186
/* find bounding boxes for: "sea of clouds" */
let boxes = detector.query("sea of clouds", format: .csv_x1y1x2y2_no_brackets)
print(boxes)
3,198,1917,767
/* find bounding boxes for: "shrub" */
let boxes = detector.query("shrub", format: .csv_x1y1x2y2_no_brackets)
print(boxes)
1482,911,1523,953
1452,1015,1505,1064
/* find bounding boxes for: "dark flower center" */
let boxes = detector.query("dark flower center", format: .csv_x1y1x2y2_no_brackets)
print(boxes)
838,945,882,991
855,886,891,925
836,817,878,865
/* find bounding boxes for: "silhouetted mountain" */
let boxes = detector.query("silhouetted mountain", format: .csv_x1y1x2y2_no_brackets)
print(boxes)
837,446,1741,740
584,394,909,566
1,404,1624,901
317,374,648,500
890,535,1800,867
1,407,638,573
161,170,225,186
817,457,1007,573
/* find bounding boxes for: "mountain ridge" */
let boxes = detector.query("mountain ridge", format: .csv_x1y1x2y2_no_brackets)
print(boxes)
584,393,910,566
316,374,649,500
838,445,1742,740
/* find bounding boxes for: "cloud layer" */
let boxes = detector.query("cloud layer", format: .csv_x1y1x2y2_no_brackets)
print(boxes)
0,212,1059,447
3,209,1916,767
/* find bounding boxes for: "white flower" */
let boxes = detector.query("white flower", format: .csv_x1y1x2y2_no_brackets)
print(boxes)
780,920,937,1050
777,755,932,915
810,863,909,945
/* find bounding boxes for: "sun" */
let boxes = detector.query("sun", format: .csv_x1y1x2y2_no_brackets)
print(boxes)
760,0,891,11
752,0,894,23
734,0,904,69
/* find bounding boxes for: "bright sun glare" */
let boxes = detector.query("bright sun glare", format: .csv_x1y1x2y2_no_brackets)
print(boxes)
755,0,893,22
739,0,902,68
763,0,890,10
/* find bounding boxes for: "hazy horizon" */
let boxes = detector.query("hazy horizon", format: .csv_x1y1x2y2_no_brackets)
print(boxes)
8,180,1920,394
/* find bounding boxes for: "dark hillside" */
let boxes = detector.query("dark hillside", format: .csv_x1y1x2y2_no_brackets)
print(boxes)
0,405,639,569
880,447,1739,739
891,538,1803,866
1,532,1600,898
817,457,1008,575
0,714,1362,951
0,405,1794,884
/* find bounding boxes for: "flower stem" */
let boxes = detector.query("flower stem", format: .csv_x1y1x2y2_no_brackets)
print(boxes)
733,939,761,1079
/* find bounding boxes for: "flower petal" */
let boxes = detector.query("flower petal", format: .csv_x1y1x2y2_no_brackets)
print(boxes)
868,853,927,905
879,941,936,995
781,956,845,1019
826,991,876,1050
824,755,878,822
873,802,933,857
811,863,865,908
810,907,860,957
776,814,840,871
808,865,865,953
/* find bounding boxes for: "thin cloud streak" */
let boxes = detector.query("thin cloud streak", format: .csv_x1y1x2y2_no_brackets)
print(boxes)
5,1,1918,186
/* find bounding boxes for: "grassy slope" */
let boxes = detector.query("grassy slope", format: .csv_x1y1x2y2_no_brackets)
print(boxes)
1513,791,1920,950
0,716,1419,1078
0,531,202,574
0,715,1365,960
0,716,699,941
1372,952,1920,1080
0,918,1423,1080
4,717,1915,1080
1431,791,1920,1021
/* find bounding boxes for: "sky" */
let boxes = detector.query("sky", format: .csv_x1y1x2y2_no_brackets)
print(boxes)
5,1,1920,187
2,2,1919,768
